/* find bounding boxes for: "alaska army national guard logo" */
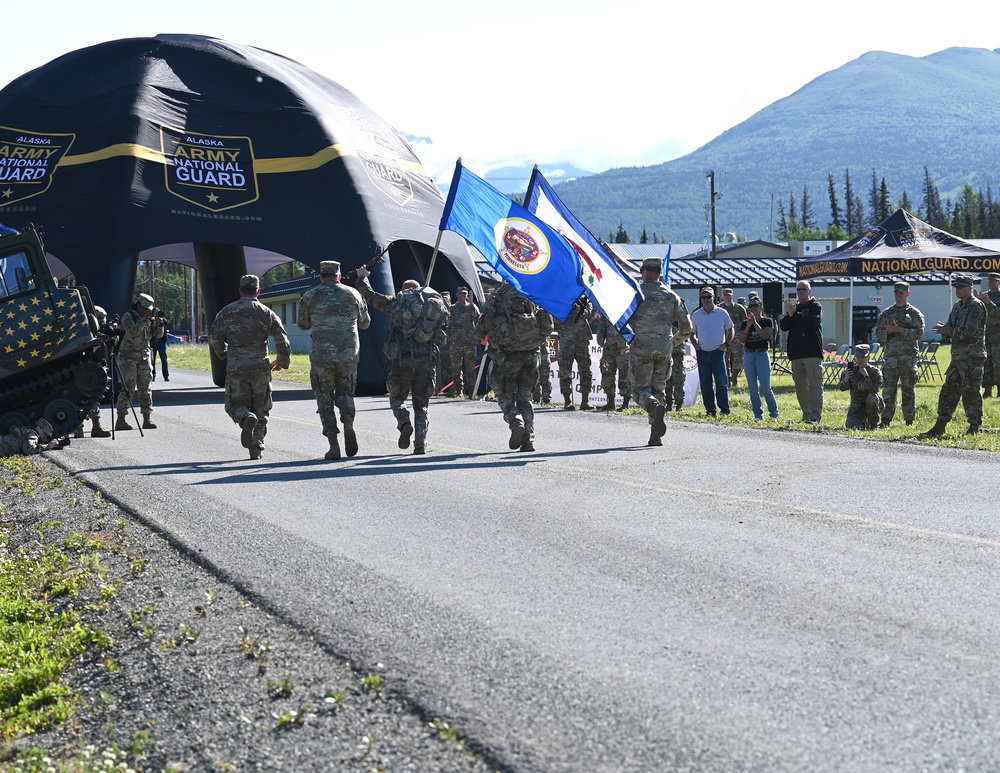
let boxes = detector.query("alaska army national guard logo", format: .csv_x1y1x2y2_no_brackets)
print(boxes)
0,127,75,206
161,127,258,211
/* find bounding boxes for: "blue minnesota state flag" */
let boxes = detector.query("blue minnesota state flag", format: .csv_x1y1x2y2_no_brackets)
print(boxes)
439,162,584,322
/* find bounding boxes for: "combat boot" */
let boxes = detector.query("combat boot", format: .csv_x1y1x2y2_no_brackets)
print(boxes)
520,437,535,452
91,418,111,438
142,415,157,430
240,412,258,448
619,396,630,411
652,403,667,438
398,422,413,449
115,413,132,431
647,428,663,447
563,395,575,410
580,399,593,411
248,444,263,460
325,436,341,460
343,424,358,457
74,424,85,439
508,420,525,450
967,423,981,435
880,417,891,428
413,442,426,455
922,419,948,437
602,401,614,412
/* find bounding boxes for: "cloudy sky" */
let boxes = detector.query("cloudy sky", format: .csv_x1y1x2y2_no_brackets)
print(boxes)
2,0,994,186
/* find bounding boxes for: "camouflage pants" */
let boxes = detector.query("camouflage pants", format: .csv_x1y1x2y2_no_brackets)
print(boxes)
937,357,985,425
531,341,552,402
309,360,358,437
984,340,1000,388
447,343,479,396
492,349,538,440
439,345,455,393
630,351,671,422
667,348,686,409
0,427,41,457
880,353,918,423
726,341,744,383
846,392,885,430
558,340,593,400
115,355,153,417
225,366,273,447
387,354,436,443
600,351,631,403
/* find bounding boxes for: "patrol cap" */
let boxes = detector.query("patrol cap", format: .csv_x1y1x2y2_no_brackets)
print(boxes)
240,274,260,290
893,281,910,292
456,286,470,293
723,288,734,295
641,258,662,272
440,291,451,300
747,291,759,300
953,274,975,287
35,418,54,437
737,297,746,305
137,293,154,310
854,344,871,357
319,260,340,275
988,273,1000,281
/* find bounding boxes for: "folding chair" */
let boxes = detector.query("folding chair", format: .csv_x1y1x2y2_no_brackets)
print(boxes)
822,344,851,385
918,341,942,382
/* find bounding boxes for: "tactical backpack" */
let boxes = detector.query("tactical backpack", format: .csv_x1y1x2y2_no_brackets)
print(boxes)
388,286,447,355
490,291,546,352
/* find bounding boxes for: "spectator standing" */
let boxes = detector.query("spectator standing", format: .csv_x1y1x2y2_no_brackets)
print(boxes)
739,298,778,421
925,274,987,436
150,309,169,381
690,287,734,417
779,280,825,424
721,288,747,387
874,281,924,426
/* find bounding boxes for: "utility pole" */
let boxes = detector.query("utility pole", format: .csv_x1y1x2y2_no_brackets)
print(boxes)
707,170,719,259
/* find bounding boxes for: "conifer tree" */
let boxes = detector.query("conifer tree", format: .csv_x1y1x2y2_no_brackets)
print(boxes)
801,186,816,232
827,174,842,231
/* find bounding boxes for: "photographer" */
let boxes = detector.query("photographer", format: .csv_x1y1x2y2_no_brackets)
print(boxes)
150,308,169,381
839,343,884,430
779,281,824,424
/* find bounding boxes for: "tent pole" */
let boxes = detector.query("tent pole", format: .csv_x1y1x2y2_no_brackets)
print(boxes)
849,277,855,344
425,229,444,287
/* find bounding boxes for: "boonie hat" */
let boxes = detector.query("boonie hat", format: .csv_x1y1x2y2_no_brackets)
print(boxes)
137,293,154,310
319,260,340,275
240,274,260,290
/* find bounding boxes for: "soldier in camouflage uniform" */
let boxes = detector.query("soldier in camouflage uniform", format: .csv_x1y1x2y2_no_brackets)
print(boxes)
975,272,1000,398
925,274,987,436
448,287,481,397
356,266,448,455
839,344,884,429
209,275,291,460
0,419,57,457
875,281,925,426
115,293,157,431
438,292,456,395
74,304,112,439
297,261,371,460
721,289,747,387
531,329,554,404
594,314,630,411
556,296,596,410
666,316,690,411
477,283,553,452
629,258,692,446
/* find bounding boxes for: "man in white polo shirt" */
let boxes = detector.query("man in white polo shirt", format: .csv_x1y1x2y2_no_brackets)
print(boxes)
690,286,734,417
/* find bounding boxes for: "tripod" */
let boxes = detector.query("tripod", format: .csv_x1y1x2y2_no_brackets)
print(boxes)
106,347,145,439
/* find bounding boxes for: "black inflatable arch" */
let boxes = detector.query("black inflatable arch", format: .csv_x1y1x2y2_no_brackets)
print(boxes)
0,34,481,393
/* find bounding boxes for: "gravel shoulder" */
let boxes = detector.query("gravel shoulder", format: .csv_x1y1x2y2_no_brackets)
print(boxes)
2,455,498,773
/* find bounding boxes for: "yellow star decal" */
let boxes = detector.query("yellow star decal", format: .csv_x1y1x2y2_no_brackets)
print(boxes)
56,299,66,308
207,192,220,203
17,303,28,312
6,311,15,319
17,320,27,330
16,358,26,367
30,314,40,324
3,345,12,353
17,339,26,347
29,349,39,358
43,324,52,332
4,328,12,336
43,351,52,359
1,188,13,198
30,297,41,306
30,332,40,341
43,308,52,316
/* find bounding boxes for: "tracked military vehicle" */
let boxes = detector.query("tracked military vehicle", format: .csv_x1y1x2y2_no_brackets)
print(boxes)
0,224,108,436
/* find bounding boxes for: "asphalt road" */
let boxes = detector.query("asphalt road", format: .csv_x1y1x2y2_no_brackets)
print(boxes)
54,368,1000,772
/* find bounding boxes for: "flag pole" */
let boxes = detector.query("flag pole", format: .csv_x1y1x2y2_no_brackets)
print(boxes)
426,157,462,287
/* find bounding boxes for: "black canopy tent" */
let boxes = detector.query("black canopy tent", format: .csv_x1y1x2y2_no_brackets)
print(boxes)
797,209,1000,281
0,34,480,391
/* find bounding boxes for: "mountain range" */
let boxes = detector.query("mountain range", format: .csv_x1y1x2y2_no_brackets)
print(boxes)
548,47,1000,243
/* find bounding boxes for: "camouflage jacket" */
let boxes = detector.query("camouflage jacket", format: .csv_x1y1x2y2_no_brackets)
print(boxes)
594,316,628,353
209,298,292,372
118,309,152,362
556,299,595,349
357,277,447,358
979,290,1000,341
449,301,481,346
629,281,691,356
722,302,748,332
875,303,925,358
943,296,987,361
297,280,370,364
839,363,883,397
0,426,44,457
